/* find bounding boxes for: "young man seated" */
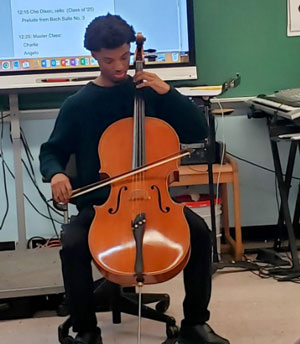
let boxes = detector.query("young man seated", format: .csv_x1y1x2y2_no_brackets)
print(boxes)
39,13,230,344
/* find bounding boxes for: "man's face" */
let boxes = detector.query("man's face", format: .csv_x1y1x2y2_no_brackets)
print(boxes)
92,43,131,86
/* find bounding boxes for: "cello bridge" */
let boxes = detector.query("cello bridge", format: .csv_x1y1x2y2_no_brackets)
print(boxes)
128,189,151,201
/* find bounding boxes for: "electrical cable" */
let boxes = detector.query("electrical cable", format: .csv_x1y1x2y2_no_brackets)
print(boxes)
18,126,63,217
0,111,63,240
0,107,9,230
19,126,61,237
243,252,300,283
2,138,63,231
226,151,300,180
20,127,36,180
3,159,62,226
0,124,63,235
27,236,47,249
0,108,10,120
21,158,63,217
26,236,61,249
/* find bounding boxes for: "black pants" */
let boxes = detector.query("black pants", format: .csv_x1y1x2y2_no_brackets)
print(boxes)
60,206,212,333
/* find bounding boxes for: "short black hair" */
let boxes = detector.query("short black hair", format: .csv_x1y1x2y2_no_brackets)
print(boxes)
84,13,136,51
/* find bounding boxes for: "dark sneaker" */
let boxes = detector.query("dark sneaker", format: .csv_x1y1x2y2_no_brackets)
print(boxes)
74,327,102,344
176,323,230,344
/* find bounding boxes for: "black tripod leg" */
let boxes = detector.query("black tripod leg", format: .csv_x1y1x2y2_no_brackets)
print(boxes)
293,184,300,233
293,143,300,234
273,141,297,250
270,140,299,269
207,161,218,263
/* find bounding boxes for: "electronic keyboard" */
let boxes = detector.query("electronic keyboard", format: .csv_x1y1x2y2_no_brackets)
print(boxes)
249,89,300,120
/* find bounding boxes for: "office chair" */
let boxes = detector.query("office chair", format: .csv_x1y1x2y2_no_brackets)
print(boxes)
44,156,179,343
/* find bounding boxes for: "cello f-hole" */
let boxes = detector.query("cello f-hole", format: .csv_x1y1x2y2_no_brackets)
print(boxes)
108,186,128,214
151,185,170,213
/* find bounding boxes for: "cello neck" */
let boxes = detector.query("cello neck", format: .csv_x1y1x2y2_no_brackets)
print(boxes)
132,33,146,169
132,87,145,169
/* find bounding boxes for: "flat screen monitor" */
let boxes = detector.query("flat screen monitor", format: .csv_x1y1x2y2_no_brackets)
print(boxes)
0,0,196,89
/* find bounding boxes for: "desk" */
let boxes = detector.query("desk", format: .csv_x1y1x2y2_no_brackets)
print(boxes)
173,155,243,261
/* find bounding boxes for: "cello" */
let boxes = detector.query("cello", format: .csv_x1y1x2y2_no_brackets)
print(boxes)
88,33,191,286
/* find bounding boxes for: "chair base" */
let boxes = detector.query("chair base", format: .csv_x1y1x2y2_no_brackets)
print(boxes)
58,278,179,343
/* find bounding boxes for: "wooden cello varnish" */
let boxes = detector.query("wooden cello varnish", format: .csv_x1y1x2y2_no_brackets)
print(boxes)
88,33,190,286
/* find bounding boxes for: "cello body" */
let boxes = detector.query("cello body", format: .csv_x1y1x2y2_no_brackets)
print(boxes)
88,33,190,286
88,116,190,285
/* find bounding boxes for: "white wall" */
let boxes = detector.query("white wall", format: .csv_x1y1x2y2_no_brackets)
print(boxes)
216,114,300,227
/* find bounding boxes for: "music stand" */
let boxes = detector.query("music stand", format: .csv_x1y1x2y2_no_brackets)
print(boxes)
191,75,241,263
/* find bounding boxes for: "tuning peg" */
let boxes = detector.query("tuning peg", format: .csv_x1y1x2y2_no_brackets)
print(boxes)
144,48,156,53
145,55,157,62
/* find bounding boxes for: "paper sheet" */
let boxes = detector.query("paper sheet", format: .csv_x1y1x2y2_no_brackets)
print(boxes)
287,0,300,36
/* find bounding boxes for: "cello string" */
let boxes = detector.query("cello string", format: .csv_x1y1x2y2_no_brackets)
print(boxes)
136,59,144,344
139,93,145,207
133,36,146,343
133,92,139,240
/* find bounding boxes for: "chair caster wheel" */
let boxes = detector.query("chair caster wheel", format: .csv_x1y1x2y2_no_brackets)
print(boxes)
166,324,180,339
57,302,69,317
156,297,170,313
60,336,74,344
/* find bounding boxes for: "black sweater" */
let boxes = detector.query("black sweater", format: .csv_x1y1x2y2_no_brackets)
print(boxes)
39,78,208,209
